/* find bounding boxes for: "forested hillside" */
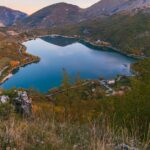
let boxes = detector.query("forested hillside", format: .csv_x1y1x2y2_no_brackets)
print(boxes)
47,12,150,56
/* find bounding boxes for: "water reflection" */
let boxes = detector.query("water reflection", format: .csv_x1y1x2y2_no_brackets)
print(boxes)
1,37,136,92
41,36,77,47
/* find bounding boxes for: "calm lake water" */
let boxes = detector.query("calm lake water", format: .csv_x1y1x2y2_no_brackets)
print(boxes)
1,36,136,92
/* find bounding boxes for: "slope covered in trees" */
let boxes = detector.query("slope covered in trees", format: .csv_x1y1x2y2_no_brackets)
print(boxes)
44,12,150,56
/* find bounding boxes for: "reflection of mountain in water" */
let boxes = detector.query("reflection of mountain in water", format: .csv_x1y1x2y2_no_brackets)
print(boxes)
41,36,77,47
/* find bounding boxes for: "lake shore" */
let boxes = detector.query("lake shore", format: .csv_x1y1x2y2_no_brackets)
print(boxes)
79,38,146,59
0,33,138,87
28,34,146,59
0,58,40,85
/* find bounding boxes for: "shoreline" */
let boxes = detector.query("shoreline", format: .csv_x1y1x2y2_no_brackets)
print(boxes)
0,33,40,85
79,39,146,59
0,58,40,85
0,33,143,86
31,34,146,59
0,74,13,84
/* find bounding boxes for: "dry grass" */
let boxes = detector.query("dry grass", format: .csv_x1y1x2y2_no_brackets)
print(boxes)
0,102,149,150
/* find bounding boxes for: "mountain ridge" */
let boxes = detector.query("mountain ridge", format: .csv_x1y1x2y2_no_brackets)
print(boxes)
0,6,27,27
85,0,150,17
15,0,150,29
18,3,84,29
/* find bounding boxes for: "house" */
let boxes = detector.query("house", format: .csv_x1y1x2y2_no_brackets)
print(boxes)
96,39,101,43
107,80,115,85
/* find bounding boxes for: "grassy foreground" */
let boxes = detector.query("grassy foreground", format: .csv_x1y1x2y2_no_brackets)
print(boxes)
0,58,149,150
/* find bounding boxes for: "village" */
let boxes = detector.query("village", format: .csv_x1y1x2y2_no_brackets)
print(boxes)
45,75,131,101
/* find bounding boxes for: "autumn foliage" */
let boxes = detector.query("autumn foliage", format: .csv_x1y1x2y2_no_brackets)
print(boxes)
10,60,20,67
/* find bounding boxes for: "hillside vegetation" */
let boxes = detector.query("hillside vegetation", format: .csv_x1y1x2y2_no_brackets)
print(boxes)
0,58,149,150
0,28,39,82
43,13,150,56
0,1,150,149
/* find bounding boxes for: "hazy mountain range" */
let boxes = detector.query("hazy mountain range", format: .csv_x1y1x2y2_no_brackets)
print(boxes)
0,6,27,27
0,0,150,28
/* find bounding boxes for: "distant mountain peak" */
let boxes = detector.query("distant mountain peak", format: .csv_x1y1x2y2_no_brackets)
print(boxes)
85,0,150,17
0,6,27,27
16,0,150,29
18,2,83,29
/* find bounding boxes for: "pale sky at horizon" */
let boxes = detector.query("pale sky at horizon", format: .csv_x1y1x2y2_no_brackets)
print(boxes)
0,0,100,14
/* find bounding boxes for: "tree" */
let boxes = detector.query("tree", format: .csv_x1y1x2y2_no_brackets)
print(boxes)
62,68,70,89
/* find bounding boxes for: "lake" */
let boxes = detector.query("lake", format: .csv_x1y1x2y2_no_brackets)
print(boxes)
1,36,136,92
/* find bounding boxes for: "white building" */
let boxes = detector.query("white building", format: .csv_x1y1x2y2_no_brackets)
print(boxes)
107,80,115,85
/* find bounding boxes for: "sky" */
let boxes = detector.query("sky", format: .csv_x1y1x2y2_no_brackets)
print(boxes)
0,0,100,14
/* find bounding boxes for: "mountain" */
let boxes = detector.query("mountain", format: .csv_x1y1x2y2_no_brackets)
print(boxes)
85,0,150,17
17,0,150,29
0,6,27,27
45,12,150,56
9,0,150,56
18,3,84,29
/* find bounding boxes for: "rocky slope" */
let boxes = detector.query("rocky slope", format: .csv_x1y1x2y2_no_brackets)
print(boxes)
0,6,27,27
85,0,150,17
